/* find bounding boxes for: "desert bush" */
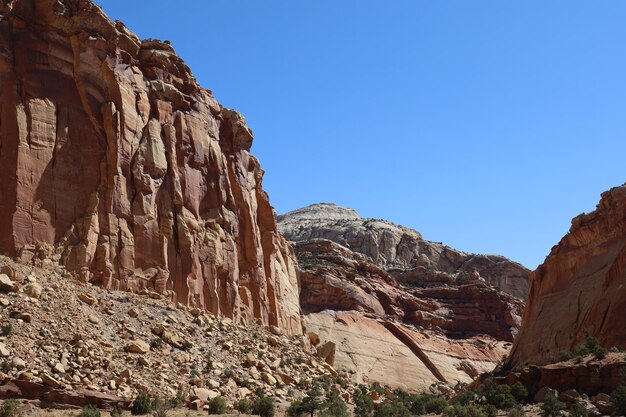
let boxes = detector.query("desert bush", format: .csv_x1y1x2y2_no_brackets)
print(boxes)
0,324,12,337
569,399,588,417
131,393,152,415
480,379,517,410
510,382,528,403
149,338,163,350
78,405,101,417
541,393,565,417
208,396,227,415
374,398,411,417
233,398,252,414
111,405,122,417
611,384,626,416
443,404,489,417
353,385,375,417
0,400,20,417
252,396,275,417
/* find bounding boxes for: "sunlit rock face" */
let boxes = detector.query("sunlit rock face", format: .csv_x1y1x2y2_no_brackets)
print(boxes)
0,0,300,334
279,203,530,299
510,185,626,366
279,203,527,390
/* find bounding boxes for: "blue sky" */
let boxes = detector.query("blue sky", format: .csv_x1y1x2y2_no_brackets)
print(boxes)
96,1,626,269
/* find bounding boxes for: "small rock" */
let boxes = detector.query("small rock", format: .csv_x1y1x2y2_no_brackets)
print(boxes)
88,315,100,324
127,340,150,354
41,373,61,389
262,372,277,386
12,357,26,369
0,343,9,357
78,294,97,306
128,308,139,318
308,332,320,346
269,325,283,336
23,282,42,299
0,274,16,292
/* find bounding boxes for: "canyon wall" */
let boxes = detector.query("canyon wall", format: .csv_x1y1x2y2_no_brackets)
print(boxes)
509,185,626,365
0,0,300,333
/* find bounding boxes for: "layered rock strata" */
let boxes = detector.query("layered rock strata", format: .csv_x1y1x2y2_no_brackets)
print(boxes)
0,0,300,333
278,203,529,299
281,205,526,391
509,185,626,366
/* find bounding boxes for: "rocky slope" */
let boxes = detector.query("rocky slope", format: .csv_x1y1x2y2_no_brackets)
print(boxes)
0,0,300,334
0,256,343,410
279,204,527,391
509,185,626,366
278,203,529,299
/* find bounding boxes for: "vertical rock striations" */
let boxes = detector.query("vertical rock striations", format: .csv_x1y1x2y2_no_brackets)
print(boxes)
509,185,626,365
0,0,300,333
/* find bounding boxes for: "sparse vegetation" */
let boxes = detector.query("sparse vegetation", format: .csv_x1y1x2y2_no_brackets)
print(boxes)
78,405,101,417
132,393,153,415
569,399,588,417
0,324,12,337
233,398,252,414
252,396,275,417
150,338,163,350
0,399,20,417
611,384,626,416
541,393,565,417
208,396,227,415
353,385,375,417
558,336,609,362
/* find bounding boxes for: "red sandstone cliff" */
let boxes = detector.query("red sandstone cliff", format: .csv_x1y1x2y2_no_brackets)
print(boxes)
0,0,300,333
509,185,626,365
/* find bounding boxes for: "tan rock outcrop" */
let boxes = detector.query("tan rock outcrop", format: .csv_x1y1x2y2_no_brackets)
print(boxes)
0,0,300,334
509,185,626,366
278,203,529,299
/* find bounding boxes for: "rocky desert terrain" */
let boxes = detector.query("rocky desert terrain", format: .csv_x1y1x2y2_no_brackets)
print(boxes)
1,0,626,416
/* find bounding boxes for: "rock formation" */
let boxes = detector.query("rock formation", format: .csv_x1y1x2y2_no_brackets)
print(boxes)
280,204,527,391
509,185,626,366
278,203,529,299
0,0,300,333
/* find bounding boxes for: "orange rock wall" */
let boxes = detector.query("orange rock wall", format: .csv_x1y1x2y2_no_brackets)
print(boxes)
0,0,300,333
509,185,626,365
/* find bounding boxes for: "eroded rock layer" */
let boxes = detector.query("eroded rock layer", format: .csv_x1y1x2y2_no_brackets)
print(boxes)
509,185,626,366
281,206,525,391
0,0,300,333
278,203,529,299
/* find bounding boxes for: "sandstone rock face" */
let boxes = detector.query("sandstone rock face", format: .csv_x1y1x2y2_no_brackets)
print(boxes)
297,239,523,342
278,203,529,299
282,207,525,391
0,0,299,333
509,185,626,366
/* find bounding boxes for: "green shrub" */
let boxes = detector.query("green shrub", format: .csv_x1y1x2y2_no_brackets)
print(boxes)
569,399,588,417
611,385,626,416
131,393,152,415
541,393,565,417
287,385,323,417
234,398,252,414
252,397,275,417
353,385,375,417
111,405,122,417
424,395,450,414
149,338,163,350
374,399,411,417
443,404,489,417
78,405,101,417
180,341,193,351
320,390,349,417
0,400,20,417
480,379,517,410
510,382,528,403
0,324,12,337
208,396,227,415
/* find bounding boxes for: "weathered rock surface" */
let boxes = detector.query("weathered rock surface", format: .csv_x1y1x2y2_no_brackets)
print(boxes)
297,239,523,341
0,0,299,333
278,203,529,299
283,210,525,391
509,185,626,366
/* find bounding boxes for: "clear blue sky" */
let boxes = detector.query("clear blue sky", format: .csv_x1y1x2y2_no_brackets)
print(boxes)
96,1,626,269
